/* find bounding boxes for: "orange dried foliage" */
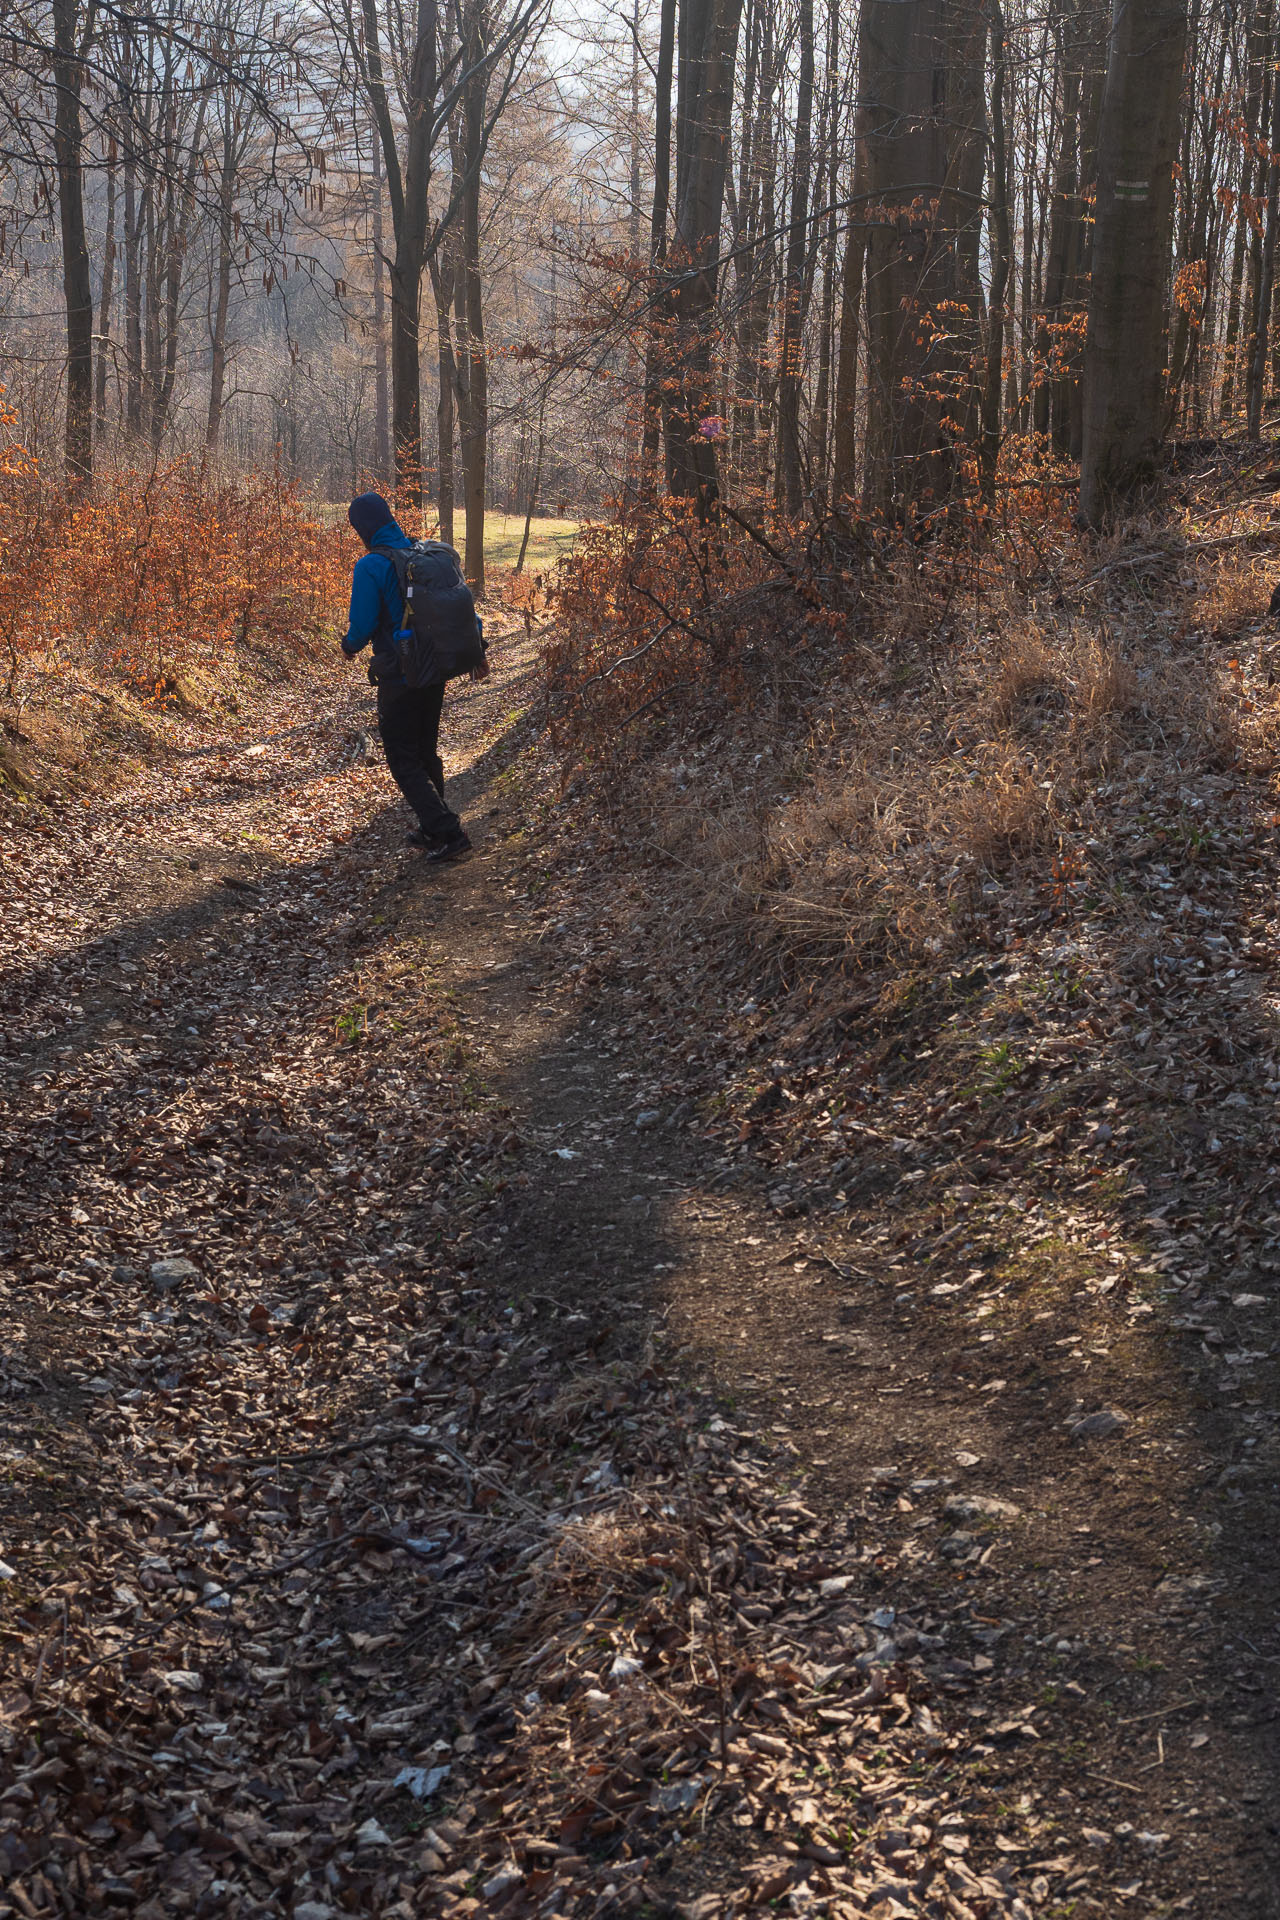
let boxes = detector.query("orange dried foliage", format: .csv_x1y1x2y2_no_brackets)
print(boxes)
546,495,796,756
0,445,347,694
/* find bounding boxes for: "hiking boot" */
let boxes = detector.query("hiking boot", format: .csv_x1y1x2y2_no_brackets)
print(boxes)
405,827,440,849
422,830,472,864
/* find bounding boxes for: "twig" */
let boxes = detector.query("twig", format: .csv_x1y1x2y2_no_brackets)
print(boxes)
719,502,795,574
618,684,679,728
572,622,675,691
1115,1697,1202,1726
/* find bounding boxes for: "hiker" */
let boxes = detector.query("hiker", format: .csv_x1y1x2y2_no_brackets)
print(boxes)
341,491,488,864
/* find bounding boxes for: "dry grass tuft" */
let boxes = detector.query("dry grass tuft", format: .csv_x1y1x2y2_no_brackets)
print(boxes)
546,513,1276,991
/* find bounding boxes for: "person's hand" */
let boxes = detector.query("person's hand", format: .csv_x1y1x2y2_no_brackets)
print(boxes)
470,654,491,682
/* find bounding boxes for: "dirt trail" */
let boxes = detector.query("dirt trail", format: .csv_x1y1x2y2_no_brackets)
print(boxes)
0,636,1271,1917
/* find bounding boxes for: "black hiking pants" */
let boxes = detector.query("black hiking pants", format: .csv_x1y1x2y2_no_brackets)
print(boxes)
376,682,461,841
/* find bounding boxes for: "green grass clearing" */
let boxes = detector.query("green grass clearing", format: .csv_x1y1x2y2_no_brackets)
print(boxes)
482,513,579,574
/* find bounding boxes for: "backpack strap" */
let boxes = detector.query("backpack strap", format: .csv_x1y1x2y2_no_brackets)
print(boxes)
369,544,411,621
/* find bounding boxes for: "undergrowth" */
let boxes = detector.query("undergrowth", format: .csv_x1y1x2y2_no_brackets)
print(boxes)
543,480,1273,991
0,453,347,702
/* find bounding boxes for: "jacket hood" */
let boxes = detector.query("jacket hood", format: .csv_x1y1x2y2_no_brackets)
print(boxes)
349,491,412,547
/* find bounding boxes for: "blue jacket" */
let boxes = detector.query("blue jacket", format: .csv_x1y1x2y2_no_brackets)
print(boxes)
341,519,412,683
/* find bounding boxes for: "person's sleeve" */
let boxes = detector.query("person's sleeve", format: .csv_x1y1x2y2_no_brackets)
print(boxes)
341,556,381,656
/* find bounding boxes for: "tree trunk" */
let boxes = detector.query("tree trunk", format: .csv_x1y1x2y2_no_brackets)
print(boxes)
811,192,839,490
980,0,1011,499
1067,0,1106,456
1247,26,1280,438
1219,194,1249,419
1167,14,1225,424
730,0,778,490
663,0,746,511
363,0,439,506
832,8,870,504
858,0,985,516
831,218,866,499
124,136,142,438
1035,5,1080,444
52,0,93,484
372,126,391,484
431,255,457,543
1245,20,1275,428
777,0,815,512
455,90,488,591
95,148,116,443
144,181,161,440
1221,0,1269,417
150,96,206,451
206,127,234,451
515,391,548,572
1078,0,1188,523
641,0,676,469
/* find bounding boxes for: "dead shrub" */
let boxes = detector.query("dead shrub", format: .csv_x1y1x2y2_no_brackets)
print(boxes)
546,499,1261,996
953,746,1059,869
989,629,1065,730
1073,634,1139,716
1194,548,1271,641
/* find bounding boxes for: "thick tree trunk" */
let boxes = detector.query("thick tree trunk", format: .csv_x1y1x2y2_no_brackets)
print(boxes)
663,0,746,511
858,0,986,516
52,0,93,484
1078,0,1188,523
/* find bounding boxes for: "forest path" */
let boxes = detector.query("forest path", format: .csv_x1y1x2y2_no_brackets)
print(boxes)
0,629,1267,1917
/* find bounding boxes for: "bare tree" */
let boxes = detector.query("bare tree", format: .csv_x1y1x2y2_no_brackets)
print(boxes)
341,0,548,502
1078,0,1188,523
858,0,987,515
663,0,745,509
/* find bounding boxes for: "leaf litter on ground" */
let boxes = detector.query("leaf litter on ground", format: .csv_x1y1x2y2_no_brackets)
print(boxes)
0,644,1053,1918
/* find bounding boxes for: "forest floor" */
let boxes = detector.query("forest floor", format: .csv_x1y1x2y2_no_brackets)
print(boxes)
0,597,1275,1920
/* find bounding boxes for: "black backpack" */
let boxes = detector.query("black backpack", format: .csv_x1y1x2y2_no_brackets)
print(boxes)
375,540,484,687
